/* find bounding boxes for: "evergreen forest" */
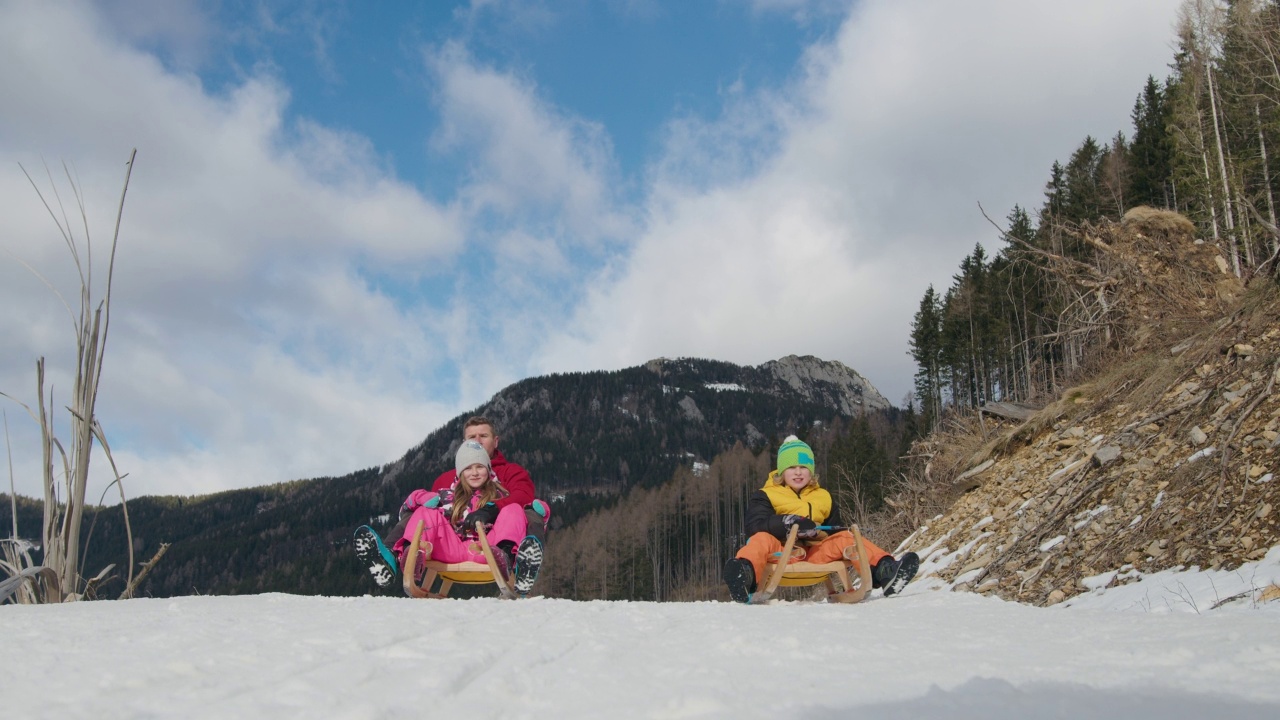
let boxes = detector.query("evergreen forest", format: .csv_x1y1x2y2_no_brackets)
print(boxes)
909,0,1280,428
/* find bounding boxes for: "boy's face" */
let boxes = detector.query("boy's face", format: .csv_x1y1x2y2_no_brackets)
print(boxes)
782,466,812,490
464,424,498,456
460,463,489,488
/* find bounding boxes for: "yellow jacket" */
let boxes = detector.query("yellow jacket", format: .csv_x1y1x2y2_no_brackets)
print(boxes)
745,471,834,539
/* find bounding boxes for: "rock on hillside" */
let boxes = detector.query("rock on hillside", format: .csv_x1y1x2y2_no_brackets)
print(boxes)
901,209,1279,608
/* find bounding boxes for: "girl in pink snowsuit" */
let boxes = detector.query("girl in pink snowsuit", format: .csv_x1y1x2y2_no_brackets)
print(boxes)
392,440,528,573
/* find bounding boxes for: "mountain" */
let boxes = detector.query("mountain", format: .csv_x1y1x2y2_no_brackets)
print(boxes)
4,355,893,599
380,353,890,498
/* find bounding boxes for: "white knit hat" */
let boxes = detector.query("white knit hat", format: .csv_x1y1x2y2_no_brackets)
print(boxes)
455,440,491,476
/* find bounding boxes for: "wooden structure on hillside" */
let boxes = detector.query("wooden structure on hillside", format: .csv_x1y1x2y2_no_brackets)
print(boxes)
978,401,1042,422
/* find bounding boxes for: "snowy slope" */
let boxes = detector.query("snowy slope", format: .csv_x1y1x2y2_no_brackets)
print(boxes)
3,550,1279,720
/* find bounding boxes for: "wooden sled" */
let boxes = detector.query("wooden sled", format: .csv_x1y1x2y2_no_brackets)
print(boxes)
749,523,873,604
402,520,518,599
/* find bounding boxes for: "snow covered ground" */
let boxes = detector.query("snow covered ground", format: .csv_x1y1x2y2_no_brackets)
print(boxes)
3,549,1279,720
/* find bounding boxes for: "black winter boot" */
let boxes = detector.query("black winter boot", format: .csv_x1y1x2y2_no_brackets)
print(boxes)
513,535,544,595
723,557,756,604
872,552,920,596
354,525,399,588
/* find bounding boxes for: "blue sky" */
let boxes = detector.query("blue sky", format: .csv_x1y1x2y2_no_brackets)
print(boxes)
1,0,1184,500
161,2,836,206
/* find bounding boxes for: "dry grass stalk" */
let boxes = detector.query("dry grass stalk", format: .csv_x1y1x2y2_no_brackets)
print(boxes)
0,149,140,602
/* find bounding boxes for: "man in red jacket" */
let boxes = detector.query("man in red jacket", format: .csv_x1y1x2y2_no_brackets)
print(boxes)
425,417,545,542
354,416,549,592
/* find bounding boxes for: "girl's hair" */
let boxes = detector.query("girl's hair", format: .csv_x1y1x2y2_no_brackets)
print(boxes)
451,468,500,526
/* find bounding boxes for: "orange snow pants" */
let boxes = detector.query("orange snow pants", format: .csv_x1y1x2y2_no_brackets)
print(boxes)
735,530,890,588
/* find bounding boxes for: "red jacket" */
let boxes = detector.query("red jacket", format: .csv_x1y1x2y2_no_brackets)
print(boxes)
431,448,534,511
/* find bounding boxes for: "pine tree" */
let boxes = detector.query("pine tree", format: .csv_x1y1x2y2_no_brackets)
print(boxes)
1062,136,1105,226
827,415,889,520
997,205,1043,401
1099,131,1132,217
908,286,943,428
1128,75,1174,208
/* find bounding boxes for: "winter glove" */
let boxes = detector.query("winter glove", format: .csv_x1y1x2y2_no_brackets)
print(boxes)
781,514,818,539
462,503,499,530
399,490,441,520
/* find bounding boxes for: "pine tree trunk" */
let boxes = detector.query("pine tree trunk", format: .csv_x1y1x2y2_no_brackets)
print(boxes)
1201,145,1222,241
1238,188,1257,267
1206,62,1241,274
1257,102,1277,234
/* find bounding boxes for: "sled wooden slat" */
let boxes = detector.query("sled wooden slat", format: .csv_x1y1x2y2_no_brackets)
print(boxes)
475,522,517,600
750,524,873,605
402,520,517,599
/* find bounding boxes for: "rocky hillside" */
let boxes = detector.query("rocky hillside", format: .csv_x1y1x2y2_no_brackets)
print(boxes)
899,208,1279,607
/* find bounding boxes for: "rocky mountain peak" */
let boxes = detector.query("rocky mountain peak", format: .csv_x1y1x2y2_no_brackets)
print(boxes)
757,354,890,415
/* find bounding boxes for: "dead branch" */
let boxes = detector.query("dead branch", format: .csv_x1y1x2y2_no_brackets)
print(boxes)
1121,391,1211,432
1211,357,1279,509
119,543,169,600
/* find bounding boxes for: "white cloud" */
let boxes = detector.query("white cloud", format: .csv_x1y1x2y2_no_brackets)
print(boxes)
95,0,216,72
1,0,1189,502
428,43,632,244
409,44,639,404
534,0,1184,403
0,2,464,499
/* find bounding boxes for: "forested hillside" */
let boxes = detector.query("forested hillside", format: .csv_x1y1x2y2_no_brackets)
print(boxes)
3,355,911,600
537,402,917,601
889,0,1280,607
910,0,1280,429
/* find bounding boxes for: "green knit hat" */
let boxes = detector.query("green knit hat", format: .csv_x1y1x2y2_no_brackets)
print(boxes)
776,435,815,474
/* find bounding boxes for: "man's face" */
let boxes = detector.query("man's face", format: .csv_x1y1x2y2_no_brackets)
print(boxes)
464,424,498,457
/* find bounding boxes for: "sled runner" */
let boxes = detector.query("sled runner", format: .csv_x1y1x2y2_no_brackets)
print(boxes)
749,523,873,605
401,520,518,600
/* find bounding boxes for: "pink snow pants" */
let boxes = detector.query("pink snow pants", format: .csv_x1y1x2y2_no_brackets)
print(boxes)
393,504,528,564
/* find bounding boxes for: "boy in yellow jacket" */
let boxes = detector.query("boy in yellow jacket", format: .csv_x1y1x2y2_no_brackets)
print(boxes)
723,436,919,603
